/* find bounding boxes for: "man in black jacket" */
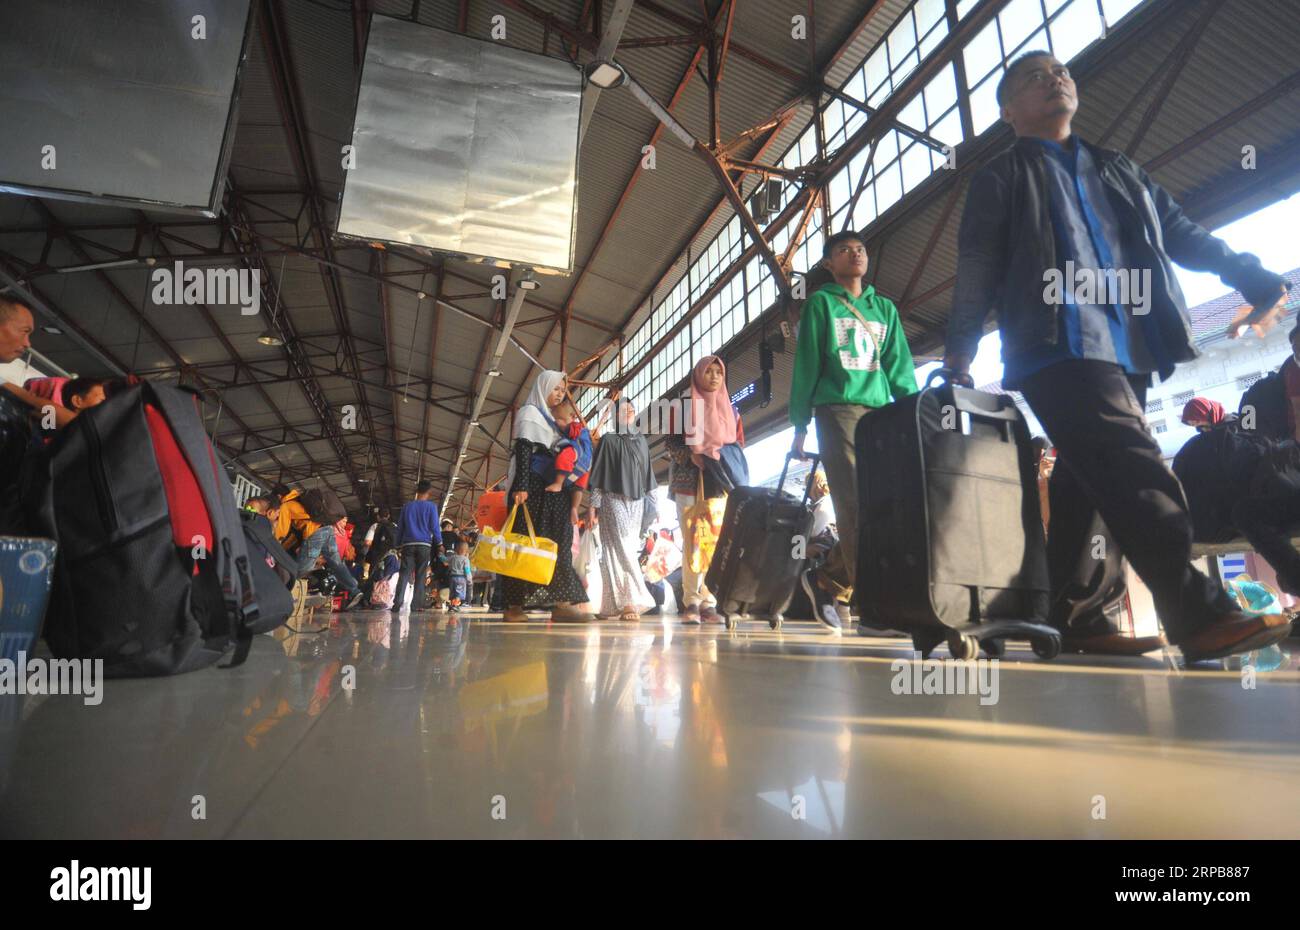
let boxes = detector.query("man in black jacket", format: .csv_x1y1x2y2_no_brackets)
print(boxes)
943,51,1291,662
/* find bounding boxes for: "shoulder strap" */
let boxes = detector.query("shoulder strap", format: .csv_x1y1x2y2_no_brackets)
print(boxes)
830,292,885,360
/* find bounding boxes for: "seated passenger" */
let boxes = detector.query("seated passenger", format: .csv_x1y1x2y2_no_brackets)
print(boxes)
1237,324,1300,442
271,483,365,611
1173,397,1300,595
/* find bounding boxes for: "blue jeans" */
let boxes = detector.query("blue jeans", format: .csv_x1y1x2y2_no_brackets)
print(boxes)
297,527,360,595
450,576,470,603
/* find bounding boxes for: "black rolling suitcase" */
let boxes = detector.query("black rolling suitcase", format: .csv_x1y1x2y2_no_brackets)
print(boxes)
707,453,819,630
855,371,1060,659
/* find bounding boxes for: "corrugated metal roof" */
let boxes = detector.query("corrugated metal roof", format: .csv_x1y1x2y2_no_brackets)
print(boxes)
6,0,1298,506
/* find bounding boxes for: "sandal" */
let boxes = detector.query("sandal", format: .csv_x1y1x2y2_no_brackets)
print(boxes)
503,607,529,623
619,606,640,623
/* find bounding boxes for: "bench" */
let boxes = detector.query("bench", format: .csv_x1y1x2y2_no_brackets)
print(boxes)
1190,537,1300,558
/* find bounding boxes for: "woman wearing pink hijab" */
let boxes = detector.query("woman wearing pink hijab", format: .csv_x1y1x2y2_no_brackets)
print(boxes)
665,355,744,624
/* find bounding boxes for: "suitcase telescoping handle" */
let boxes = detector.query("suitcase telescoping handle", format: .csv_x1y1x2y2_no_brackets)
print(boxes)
778,451,820,506
925,367,975,389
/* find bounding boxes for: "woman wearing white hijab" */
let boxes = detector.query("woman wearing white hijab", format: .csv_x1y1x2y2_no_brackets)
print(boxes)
502,369,592,622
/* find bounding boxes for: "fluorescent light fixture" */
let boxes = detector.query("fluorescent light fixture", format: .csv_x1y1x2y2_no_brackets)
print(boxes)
585,59,627,89
487,369,501,377
54,258,143,274
41,324,63,335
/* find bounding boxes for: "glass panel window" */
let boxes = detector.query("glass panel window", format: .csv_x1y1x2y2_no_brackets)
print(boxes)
864,47,890,105
923,64,958,124
848,67,868,103
828,166,852,215
875,163,903,215
999,0,1043,53
919,14,947,58
888,13,918,76
963,19,1002,84
901,141,932,194
932,108,963,148
916,0,947,34
899,94,927,133
969,73,1002,136
1050,0,1103,62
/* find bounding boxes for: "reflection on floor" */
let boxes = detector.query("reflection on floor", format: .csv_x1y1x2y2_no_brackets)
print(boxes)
1,606,1298,838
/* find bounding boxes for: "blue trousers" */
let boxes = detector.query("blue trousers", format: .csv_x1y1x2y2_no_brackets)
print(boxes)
297,526,360,595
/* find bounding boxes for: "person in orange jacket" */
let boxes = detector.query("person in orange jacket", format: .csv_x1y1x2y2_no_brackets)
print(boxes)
273,487,321,552
272,485,364,611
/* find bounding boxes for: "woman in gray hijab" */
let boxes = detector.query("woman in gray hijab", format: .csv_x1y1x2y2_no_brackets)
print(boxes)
586,398,657,621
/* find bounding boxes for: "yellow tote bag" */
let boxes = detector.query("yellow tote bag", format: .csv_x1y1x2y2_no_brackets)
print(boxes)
684,473,726,575
471,501,558,586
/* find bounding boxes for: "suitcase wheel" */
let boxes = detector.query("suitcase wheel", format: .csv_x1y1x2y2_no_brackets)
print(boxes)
1030,634,1061,660
769,614,782,631
981,637,1006,658
948,633,980,661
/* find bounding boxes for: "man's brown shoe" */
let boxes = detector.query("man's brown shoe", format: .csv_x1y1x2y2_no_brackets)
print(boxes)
1060,630,1168,656
1177,611,1292,663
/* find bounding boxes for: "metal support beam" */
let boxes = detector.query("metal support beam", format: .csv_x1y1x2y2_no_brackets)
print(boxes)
443,274,532,510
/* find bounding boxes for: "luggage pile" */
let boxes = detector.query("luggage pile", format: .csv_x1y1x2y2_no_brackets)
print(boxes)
26,382,292,676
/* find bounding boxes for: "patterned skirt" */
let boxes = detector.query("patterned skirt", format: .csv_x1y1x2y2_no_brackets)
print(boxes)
501,458,586,609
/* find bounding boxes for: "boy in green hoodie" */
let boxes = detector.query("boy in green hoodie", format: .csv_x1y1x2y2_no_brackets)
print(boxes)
790,230,918,631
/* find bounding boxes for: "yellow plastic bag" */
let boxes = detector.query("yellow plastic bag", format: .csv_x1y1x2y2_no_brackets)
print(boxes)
471,501,557,586
684,473,726,575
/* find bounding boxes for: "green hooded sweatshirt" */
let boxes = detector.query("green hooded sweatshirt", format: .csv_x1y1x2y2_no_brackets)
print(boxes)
788,281,918,429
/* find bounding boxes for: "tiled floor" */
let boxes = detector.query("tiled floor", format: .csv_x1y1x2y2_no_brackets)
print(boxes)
2,607,1298,839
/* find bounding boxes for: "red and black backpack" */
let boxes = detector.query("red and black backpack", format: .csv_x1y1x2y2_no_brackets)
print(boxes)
31,382,289,677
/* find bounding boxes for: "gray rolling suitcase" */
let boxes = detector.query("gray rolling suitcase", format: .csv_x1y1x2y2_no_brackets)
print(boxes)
707,453,819,630
854,371,1061,659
